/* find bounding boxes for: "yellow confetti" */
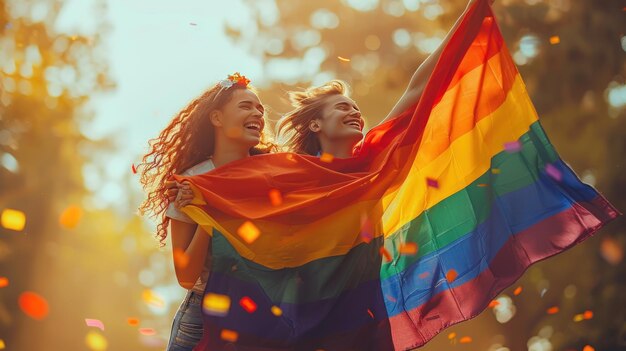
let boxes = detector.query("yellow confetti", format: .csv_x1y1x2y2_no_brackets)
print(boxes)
269,189,283,206
221,329,239,342
447,332,456,339
85,331,107,351
127,317,140,326
549,36,560,44
141,289,164,308
320,152,334,163
173,248,189,268
459,336,472,344
0,277,8,288
399,242,418,255
271,305,283,316
513,286,523,296
446,269,458,283
491,168,501,174
1,208,26,231
573,313,585,322
337,56,351,62
0,339,5,349
238,221,260,244
546,306,559,314
203,293,231,317
59,205,82,229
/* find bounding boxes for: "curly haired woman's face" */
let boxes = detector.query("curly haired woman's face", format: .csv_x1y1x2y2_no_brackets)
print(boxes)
210,89,266,148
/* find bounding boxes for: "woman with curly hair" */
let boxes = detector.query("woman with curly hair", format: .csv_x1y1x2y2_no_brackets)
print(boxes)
138,73,275,351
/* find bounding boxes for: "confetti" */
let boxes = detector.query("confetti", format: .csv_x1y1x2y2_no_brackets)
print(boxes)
85,331,107,351
127,317,139,326
367,309,374,319
18,292,49,320
203,293,231,317
504,141,522,153
221,329,239,342
268,189,283,206
238,221,260,244
540,288,548,298
59,205,82,229
173,248,189,268
583,310,593,319
379,247,392,262
445,269,458,283
239,296,257,313
85,319,105,331
544,163,562,181
142,290,164,308
448,332,457,339
0,277,8,288
513,286,523,296
549,36,560,44
488,300,500,308
271,305,283,316
399,242,418,255
426,177,439,188
0,339,4,349
573,313,585,322
337,56,351,62
189,22,197,26
1,208,26,231
131,163,137,174
418,272,430,279
546,306,559,314
582,346,595,351
600,236,623,265
386,295,397,303
491,168,501,174
320,152,334,163
139,328,156,335
477,183,488,187
459,336,473,344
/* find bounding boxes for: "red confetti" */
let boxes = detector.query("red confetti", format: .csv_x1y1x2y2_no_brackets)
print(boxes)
418,272,430,279
131,163,137,174
399,242,418,255
546,306,560,314
139,328,156,335
513,286,523,296
446,269,458,283
221,329,238,342
379,247,392,262
459,336,473,344
488,300,500,308
127,318,140,326
0,277,8,288
18,292,49,320
583,310,593,319
426,177,439,188
583,346,595,351
367,309,374,319
239,297,257,313
268,189,283,206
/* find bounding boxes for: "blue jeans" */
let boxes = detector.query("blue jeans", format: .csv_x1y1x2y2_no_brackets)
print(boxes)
166,290,204,351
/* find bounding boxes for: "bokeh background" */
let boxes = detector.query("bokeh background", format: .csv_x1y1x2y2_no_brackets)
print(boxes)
0,0,624,350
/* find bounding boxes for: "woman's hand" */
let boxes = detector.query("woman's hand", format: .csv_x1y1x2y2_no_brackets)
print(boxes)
165,180,194,208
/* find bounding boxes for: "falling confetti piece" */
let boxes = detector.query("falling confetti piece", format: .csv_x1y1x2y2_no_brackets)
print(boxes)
583,310,593,319
546,306,560,314
271,306,283,316
544,163,562,181
379,247,392,262
459,336,473,344
367,309,374,319
238,221,261,244
1,208,26,231
239,297,257,313
131,163,137,174
0,277,8,288
0,340,4,349
426,177,439,188
85,331,107,351
491,168,501,174
203,293,231,317
399,242,418,255
418,272,430,279
513,286,523,296
173,248,189,268
549,36,560,44
221,329,238,342
448,332,457,339
127,317,139,326
141,290,165,308
477,183,488,187
488,300,500,308
19,292,49,320
600,236,623,265
268,189,283,206
320,152,334,163
504,141,522,153
583,346,595,351
446,269,458,283
85,319,105,331
337,56,351,62
386,295,397,303
139,328,156,335
573,313,585,322
59,205,83,229
540,288,548,297
189,22,197,26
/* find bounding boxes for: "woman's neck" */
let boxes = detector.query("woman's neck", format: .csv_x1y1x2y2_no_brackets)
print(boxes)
212,139,250,168
319,138,356,159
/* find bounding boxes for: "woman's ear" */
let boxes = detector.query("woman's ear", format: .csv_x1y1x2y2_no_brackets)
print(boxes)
309,119,321,133
209,110,223,127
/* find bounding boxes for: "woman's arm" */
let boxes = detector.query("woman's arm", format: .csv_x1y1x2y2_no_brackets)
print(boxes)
380,0,490,123
170,220,211,289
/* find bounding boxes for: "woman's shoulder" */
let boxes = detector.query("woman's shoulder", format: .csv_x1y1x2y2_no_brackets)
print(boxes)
182,158,215,176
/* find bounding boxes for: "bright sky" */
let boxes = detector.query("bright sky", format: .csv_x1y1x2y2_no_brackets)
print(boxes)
55,0,269,211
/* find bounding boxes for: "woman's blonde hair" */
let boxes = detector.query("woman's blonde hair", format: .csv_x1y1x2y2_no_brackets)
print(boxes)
276,80,351,155
139,83,276,246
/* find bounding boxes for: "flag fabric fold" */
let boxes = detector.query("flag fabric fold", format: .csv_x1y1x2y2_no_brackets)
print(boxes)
177,0,620,349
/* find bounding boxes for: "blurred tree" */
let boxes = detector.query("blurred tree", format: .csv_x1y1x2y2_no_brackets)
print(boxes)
229,0,625,349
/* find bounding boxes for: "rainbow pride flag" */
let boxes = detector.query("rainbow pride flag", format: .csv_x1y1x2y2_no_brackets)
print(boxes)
178,0,619,349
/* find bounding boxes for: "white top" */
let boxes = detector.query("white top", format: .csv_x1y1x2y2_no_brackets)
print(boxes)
166,158,215,293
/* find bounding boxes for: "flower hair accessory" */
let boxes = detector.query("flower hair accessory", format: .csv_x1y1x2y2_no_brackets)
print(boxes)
219,72,251,89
